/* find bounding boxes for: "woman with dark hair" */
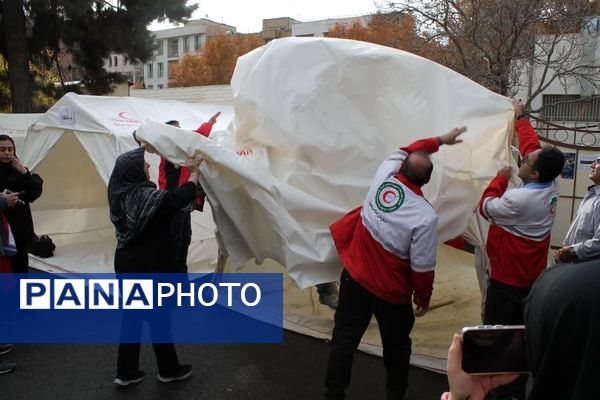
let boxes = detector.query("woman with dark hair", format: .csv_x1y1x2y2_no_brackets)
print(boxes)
443,261,600,400
108,147,199,386
0,134,43,273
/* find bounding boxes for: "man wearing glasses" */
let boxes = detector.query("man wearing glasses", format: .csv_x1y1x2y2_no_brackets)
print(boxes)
554,155,600,263
477,101,565,399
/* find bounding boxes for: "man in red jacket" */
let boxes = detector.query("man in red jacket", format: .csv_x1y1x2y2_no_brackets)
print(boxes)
324,126,466,400
478,102,564,400
479,102,564,326
159,112,220,273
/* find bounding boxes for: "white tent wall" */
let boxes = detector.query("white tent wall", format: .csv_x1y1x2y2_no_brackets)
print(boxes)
0,113,43,153
20,94,234,273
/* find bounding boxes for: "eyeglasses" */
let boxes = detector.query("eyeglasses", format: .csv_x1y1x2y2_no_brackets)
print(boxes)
518,154,537,171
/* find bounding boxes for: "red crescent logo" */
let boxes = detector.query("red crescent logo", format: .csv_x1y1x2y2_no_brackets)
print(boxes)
382,190,396,204
118,111,131,120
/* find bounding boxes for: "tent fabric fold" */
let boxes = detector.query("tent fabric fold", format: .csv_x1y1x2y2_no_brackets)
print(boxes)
137,37,513,288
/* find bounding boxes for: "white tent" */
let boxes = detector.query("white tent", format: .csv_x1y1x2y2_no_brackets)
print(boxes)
0,113,43,152
21,93,233,273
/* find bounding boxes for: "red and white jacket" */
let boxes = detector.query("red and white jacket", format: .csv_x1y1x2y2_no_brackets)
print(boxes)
479,119,559,288
158,121,215,190
330,138,440,307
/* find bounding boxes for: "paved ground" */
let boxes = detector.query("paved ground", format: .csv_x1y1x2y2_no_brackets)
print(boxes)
0,331,447,399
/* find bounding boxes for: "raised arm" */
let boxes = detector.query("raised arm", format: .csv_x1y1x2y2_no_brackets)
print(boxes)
514,101,541,156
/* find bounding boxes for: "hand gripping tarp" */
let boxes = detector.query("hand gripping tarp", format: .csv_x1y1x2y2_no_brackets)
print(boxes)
136,37,513,289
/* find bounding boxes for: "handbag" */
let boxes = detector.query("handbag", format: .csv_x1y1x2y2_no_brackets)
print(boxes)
29,234,56,258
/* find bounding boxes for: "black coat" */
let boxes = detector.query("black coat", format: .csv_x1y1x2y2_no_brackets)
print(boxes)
0,164,43,242
114,182,196,273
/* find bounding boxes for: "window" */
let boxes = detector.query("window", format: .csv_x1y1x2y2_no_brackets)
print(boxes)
194,35,203,51
108,57,112,67
158,62,164,78
183,37,189,53
168,60,178,79
147,85,153,90
542,95,600,122
169,39,179,57
156,40,163,56
114,56,118,66
147,63,153,78
158,84,164,89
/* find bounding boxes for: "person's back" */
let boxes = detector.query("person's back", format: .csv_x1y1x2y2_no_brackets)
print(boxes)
524,261,600,399
444,261,600,400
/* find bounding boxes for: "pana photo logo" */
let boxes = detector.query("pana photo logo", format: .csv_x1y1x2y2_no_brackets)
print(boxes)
0,273,282,344
20,278,261,310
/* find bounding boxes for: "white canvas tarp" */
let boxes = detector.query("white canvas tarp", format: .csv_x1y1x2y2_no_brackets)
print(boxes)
137,37,513,289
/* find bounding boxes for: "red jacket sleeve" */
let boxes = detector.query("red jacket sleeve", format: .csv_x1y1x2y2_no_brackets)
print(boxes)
194,121,215,138
158,157,167,190
478,175,509,219
515,119,541,156
175,120,215,187
400,137,441,155
412,270,434,308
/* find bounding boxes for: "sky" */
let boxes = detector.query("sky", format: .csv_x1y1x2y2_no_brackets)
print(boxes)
150,0,382,33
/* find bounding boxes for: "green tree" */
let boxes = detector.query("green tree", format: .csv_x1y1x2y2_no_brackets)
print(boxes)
0,0,197,112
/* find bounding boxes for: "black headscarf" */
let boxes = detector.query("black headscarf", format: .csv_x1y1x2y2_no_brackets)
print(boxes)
107,148,167,248
524,261,600,400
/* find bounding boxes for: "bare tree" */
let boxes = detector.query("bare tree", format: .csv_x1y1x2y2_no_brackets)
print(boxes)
380,0,600,113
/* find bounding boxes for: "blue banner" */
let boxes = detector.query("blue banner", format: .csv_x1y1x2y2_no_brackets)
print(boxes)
0,273,283,343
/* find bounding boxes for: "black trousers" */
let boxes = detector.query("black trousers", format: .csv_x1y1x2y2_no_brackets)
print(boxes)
170,210,192,273
325,269,414,400
483,279,531,400
8,238,29,273
483,278,530,325
116,311,180,378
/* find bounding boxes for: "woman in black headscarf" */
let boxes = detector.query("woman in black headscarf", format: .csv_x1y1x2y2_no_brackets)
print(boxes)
0,135,43,273
108,147,198,386
444,262,599,400
523,261,599,399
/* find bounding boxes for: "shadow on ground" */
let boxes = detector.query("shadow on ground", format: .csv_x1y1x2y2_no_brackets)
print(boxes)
0,331,447,399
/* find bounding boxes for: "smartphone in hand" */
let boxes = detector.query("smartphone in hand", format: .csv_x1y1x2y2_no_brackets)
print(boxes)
461,325,529,375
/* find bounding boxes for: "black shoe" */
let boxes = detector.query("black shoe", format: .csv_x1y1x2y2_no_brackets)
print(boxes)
0,344,14,356
158,364,192,383
114,370,146,386
0,360,16,374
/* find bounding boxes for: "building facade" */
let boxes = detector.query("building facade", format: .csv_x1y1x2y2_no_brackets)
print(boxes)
103,53,143,86
259,17,298,43
103,19,236,90
291,15,369,38
144,19,236,90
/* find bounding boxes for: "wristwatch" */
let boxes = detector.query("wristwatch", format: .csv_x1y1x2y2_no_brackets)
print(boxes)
569,246,577,259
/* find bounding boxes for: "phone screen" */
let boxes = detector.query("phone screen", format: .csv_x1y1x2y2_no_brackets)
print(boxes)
462,326,529,374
